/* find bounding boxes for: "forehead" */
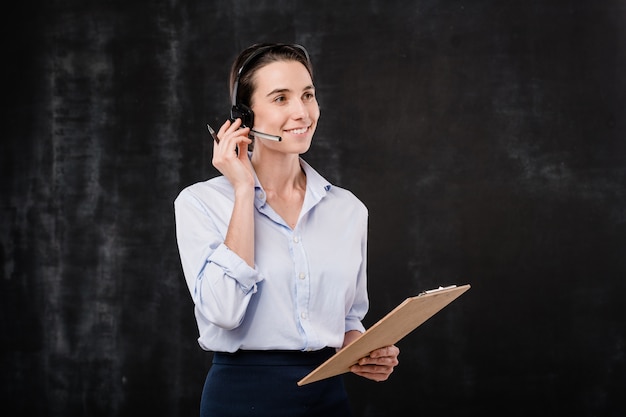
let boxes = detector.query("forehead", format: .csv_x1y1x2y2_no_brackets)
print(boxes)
252,60,314,94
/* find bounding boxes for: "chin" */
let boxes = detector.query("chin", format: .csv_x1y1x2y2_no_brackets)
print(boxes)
294,140,313,155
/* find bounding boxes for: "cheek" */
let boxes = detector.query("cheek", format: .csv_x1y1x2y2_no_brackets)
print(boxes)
252,106,279,124
310,102,321,120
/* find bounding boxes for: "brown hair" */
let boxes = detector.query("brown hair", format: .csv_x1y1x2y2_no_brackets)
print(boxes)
229,43,313,109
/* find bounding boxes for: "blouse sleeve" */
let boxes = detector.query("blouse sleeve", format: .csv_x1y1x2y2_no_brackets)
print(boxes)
344,209,368,334
174,187,263,330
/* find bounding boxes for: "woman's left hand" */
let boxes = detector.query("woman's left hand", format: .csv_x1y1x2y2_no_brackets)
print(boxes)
350,345,400,382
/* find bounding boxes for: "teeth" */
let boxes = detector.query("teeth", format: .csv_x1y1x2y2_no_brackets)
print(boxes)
287,127,308,134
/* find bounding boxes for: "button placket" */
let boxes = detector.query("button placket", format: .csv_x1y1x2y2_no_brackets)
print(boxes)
291,231,313,343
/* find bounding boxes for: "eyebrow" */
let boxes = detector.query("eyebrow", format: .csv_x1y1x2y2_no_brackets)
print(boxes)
265,85,315,97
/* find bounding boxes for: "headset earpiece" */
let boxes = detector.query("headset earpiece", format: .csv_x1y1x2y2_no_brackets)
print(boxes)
230,102,254,128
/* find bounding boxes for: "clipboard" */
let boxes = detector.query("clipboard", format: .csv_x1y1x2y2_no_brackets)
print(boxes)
297,284,471,386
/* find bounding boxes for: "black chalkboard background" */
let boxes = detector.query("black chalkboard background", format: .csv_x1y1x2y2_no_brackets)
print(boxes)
2,1,625,416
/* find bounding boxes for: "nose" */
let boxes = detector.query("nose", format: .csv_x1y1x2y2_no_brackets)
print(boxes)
291,98,309,120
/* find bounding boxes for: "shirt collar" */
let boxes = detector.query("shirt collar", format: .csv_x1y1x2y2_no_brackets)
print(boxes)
252,157,332,208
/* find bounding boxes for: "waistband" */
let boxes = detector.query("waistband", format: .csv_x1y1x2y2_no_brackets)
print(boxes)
213,347,336,366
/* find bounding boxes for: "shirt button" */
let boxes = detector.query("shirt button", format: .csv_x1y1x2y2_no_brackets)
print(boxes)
293,236,299,243
258,192,265,199
301,312,308,319
299,272,306,280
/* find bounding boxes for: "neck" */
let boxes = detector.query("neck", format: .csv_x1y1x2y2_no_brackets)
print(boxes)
251,149,305,193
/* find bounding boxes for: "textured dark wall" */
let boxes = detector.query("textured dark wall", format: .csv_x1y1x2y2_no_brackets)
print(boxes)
2,1,625,416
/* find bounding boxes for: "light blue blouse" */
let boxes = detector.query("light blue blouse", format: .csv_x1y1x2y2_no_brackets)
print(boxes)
174,158,368,353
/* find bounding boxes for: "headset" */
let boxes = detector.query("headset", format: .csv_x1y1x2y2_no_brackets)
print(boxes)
229,44,311,141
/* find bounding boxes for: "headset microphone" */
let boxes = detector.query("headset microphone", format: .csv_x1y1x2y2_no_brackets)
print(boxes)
249,129,282,141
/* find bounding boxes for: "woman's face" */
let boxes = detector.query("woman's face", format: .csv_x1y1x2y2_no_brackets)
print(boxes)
249,60,320,153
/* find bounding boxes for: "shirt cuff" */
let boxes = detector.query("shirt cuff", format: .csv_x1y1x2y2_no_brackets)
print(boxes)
345,319,366,334
209,243,262,293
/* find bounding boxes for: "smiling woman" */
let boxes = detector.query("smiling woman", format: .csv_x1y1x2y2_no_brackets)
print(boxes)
174,43,400,417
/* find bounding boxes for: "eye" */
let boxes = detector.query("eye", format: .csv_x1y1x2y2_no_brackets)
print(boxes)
273,95,286,103
303,92,315,101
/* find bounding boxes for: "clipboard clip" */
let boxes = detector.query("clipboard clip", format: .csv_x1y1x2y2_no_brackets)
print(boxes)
420,285,457,295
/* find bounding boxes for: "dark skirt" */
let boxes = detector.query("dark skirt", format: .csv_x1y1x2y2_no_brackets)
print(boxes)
200,348,353,417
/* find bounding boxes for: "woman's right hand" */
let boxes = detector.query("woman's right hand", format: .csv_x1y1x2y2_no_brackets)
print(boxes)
213,119,256,267
212,118,255,191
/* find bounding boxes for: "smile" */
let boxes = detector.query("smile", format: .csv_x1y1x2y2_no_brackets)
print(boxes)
284,126,309,134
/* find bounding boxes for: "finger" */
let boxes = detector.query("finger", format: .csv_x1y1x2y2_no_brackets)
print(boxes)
370,345,400,359
215,119,242,145
236,139,252,160
224,118,242,134
215,121,249,155
358,356,399,367
217,119,232,138
350,364,395,381
352,363,393,373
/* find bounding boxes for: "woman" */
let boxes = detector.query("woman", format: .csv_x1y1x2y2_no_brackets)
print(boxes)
174,43,399,417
